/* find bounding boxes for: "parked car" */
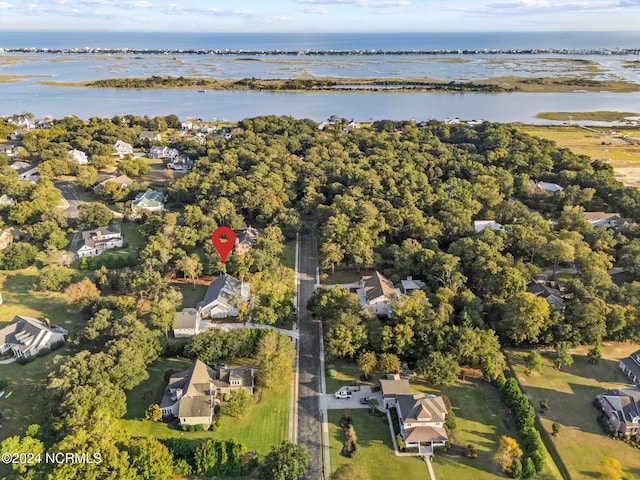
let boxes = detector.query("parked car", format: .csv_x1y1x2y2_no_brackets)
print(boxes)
214,363,227,370
335,390,352,399
360,396,373,405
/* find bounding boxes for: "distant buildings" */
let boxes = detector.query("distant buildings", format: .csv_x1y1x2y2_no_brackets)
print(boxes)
473,220,502,233
584,212,631,229
113,140,133,158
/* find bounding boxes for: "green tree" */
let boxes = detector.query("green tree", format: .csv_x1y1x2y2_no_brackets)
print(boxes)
223,388,253,418
260,441,310,480
357,350,377,380
78,202,114,227
588,343,602,364
551,422,561,436
416,351,460,386
130,437,174,480
542,239,575,278
64,277,101,310
76,165,99,188
494,436,523,474
0,434,45,473
257,331,295,391
377,353,401,374
0,243,38,270
502,292,550,344
524,350,543,375
144,404,163,422
326,312,367,359
553,342,574,370
34,265,73,291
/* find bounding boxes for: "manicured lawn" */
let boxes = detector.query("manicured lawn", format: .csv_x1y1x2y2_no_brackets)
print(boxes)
122,357,289,456
325,360,378,394
281,241,296,270
320,270,361,285
328,409,429,480
506,343,640,479
177,283,209,309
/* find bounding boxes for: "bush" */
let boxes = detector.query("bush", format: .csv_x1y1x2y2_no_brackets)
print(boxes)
404,447,419,453
195,424,204,431
0,379,7,390
17,356,36,365
464,444,478,458
396,434,406,451
327,367,337,378
35,347,51,357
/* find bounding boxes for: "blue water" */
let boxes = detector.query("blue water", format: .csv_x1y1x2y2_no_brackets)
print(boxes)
1,31,640,51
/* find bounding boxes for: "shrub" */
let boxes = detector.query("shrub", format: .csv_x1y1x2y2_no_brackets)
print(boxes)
195,424,204,431
404,447,419,453
36,347,51,357
0,379,7,390
17,356,36,365
510,459,523,479
464,444,478,458
396,434,406,450
327,367,337,378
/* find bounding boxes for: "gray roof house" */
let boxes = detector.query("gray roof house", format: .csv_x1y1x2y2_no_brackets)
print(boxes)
526,279,569,310
396,393,449,453
380,374,411,408
584,212,632,229
596,387,640,436
72,224,123,258
620,349,640,384
11,161,38,182
356,271,400,317
132,189,165,212
113,140,133,158
198,275,250,319
139,131,162,142
531,181,564,195
0,315,67,358
173,308,200,338
92,174,134,195
160,359,254,427
401,276,425,295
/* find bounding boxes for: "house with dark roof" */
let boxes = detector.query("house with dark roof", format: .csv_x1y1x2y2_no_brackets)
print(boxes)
395,393,449,453
584,212,632,229
92,174,134,195
380,374,411,408
198,275,250,319
235,227,261,255
356,271,400,317
160,359,254,427
173,308,200,338
72,225,123,258
620,349,640,384
0,315,67,358
11,161,38,182
132,189,165,212
401,276,425,295
596,387,640,435
526,279,570,310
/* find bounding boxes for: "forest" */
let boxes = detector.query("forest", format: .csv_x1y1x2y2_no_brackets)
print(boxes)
2,113,640,478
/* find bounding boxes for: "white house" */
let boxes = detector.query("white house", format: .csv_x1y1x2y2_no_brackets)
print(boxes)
531,181,564,195
173,308,200,338
0,194,16,207
584,212,632,229
149,146,179,159
395,393,449,453
473,220,502,233
167,155,193,171
356,271,400,317
73,224,123,258
0,315,67,358
113,140,133,158
11,161,38,182
198,275,250,319
139,131,162,142
132,189,165,212
68,149,88,165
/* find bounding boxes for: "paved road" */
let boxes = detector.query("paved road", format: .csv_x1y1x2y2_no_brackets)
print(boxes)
54,181,83,218
297,223,323,480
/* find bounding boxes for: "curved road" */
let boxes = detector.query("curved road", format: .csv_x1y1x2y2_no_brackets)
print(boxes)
296,223,324,480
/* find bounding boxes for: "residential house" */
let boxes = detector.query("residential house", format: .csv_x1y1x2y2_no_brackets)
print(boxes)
380,374,411,408
235,227,261,255
9,129,28,141
0,194,16,207
526,279,569,310
395,393,449,452
68,149,88,165
149,146,179,160
139,131,162,142
191,132,207,145
132,188,165,213
167,155,193,171
620,349,640,384
473,220,502,233
113,140,133,158
596,387,640,435
198,275,250,319
401,276,425,295
356,271,400,317
0,144,17,157
0,228,19,251
584,212,632,229
531,181,564,195
173,308,200,338
181,120,194,131
160,359,254,426
0,315,67,358
11,161,38,182
72,224,123,258
7,115,33,128
93,174,134,195
33,116,53,129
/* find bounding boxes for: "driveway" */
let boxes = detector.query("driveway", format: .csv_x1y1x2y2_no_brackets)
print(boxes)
322,386,381,410
54,180,83,218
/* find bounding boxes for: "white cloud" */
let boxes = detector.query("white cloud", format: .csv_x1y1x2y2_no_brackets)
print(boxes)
302,6,329,13
0,1,11,8
295,0,409,7
454,0,640,14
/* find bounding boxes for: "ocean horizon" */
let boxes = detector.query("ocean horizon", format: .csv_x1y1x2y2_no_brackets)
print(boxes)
1,31,640,51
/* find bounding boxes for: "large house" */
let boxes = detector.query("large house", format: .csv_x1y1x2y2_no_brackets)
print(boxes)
149,146,179,160
139,131,162,142
0,315,67,358
93,174,134,195
235,227,261,255
584,212,632,229
113,140,133,158
132,189,165,212
620,349,640,384
167,155,193,171
596,388,640,436
68,149,88,165
395,393,449,453
11,161,38,182
160,359,254,427
173,308,200,338
72,225,123,258
198,275,250,319
356,271,400,317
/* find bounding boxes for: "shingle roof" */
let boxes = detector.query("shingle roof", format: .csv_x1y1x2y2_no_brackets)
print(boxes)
361,271,397,302
380,378,411,396
174,309,198,330
133,189,165,208
600,388,640,426
201,275,243,307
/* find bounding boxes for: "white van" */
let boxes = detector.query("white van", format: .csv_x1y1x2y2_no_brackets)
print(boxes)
334,390,353,399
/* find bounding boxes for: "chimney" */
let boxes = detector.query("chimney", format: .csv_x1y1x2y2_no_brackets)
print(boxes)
44,318,51,328
175,388,183,400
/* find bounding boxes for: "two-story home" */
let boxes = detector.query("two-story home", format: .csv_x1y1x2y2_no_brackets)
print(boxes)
235,227,261,255
620,349,640,384
72,225,123,258
198,275,250,319
68,149,88,165
132,188,165,213
396,393,449,453
149,146,179,160
113,140,133,158
160,359,254,427
0,315,67,358
167,155,193,171
596,388,640,436
356,271,400,317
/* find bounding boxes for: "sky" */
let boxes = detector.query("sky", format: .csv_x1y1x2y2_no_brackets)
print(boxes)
1,0,640,32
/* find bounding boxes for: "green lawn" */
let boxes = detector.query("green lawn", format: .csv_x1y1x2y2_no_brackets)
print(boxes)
325,360,378,394
507,343,640,480
328,409,429,480
178,284,209,309
320,270,361,285
281,241,296,270
122,357,289,456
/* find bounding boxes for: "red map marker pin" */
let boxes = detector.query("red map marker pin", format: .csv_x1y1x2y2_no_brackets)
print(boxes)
211,226,236,263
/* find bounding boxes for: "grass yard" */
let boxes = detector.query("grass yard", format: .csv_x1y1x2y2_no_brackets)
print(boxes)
324,360,378,394
281,241,296,270
320,270,361,285
121,357,289,456
506,343,640,479
328,409,429,480
177,283,209,309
